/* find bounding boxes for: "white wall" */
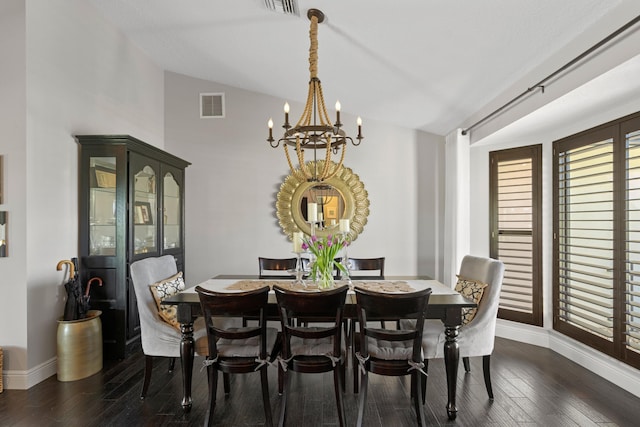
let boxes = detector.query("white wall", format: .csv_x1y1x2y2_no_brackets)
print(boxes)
0,0,28,376
2,0,165,389
164,71,446,285
417,132,446,281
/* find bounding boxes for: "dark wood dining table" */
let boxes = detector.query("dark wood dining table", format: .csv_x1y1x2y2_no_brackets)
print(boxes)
162,275,476,420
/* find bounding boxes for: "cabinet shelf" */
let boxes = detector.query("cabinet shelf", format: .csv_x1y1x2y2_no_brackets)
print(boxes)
91,187,116,194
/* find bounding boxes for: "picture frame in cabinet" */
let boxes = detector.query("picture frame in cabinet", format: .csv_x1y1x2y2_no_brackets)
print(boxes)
134,201,153,225
94,167,116,188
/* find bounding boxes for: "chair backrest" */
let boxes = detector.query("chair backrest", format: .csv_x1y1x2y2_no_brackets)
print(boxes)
346,257,385,279
129,255,181,356
457,255,505,356
258,257,297,279
355,287,432,361
195,285,270,359
273,285,348,358
458,255,504,323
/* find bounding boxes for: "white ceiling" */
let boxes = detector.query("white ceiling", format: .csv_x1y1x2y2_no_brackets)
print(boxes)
87,0,640,136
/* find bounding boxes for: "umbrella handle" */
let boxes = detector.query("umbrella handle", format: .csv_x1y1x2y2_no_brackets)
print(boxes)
56,260,75,282
86,277,103,297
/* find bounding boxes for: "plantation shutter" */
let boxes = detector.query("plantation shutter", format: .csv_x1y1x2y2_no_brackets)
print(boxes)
553,112,640,368
554,127,616,354
624,124,640,360
490,145,542,325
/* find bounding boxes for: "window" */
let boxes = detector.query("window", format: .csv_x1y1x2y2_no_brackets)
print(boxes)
554,111,640,369
490,145,542,325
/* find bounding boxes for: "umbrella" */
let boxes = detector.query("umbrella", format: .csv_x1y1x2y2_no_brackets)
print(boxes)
78,277,103,319
57,259,81,321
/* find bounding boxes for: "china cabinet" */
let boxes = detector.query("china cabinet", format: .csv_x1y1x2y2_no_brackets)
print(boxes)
76,135,190,359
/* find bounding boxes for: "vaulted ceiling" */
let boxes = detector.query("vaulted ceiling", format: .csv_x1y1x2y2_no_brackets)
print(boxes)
88,0,640,137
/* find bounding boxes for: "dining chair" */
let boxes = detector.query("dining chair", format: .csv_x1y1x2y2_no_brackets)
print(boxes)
250,257,300,327
408,254,504,402
343,257,388,328
129,255,208,399
352,287,432,427
258,257,298,279
273,285,348,427
195,285,279,427
342,257,385,280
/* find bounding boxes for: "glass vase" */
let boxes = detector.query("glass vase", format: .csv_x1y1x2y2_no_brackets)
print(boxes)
317,266,335,289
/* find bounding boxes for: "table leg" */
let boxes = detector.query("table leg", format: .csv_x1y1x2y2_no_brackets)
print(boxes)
179,320,195,412
443,323,460,420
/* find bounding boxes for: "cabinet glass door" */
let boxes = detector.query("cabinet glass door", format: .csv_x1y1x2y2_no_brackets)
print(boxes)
133,164,158,254
163,172,181,249
89,157,116,256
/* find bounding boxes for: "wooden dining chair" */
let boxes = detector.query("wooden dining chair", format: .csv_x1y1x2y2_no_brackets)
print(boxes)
195,285,280,427
258,257,298,279
273,285,348,427
353,287,432,427
343,257,385,280
343,257,389,328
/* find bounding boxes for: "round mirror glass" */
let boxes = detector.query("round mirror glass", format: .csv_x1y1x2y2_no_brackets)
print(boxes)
300,184,345,231
277,161,369,241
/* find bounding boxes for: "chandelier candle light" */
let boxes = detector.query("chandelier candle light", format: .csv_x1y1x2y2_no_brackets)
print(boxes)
267,8,363,183
307,201,318,236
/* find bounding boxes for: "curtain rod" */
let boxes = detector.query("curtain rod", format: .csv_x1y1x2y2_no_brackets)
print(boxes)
461,14,640,136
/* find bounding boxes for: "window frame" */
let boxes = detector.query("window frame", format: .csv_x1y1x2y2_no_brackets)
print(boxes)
489,144,543,326
553,111,640,369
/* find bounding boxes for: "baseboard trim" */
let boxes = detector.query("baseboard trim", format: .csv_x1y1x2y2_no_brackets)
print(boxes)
496,319,640,398
3,357,57,390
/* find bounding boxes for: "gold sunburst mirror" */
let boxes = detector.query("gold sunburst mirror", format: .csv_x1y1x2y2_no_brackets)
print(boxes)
276,161,369,241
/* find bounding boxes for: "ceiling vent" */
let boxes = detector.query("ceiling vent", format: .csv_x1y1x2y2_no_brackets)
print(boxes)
200,93,225,118
264,0,299,16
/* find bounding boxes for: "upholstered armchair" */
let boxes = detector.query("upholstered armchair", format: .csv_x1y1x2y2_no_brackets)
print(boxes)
130,255,208,398
413,255,505,401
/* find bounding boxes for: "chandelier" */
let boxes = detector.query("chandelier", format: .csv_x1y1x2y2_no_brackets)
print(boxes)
267,8,363,183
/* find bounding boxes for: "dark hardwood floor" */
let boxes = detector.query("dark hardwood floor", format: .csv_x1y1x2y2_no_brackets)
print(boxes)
1,337,639,426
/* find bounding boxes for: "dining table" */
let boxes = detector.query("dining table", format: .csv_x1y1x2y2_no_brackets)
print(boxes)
162,275,476,420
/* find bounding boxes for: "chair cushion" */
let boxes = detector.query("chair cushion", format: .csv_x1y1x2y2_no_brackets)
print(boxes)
194,318,210,356
455,275,488,325
291,337,335,356
148,271,185,330
217,327,279,358
290,327,342,356
364,330,418,360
